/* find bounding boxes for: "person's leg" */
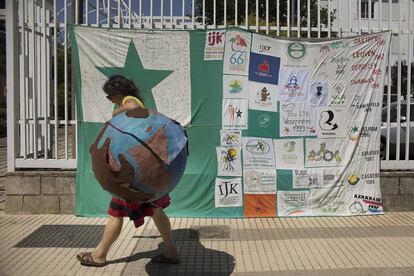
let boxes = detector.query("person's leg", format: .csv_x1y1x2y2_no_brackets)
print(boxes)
152,208,178,258
78,215,123,264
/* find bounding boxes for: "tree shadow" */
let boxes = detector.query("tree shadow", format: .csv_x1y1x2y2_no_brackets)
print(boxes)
109,228,235,276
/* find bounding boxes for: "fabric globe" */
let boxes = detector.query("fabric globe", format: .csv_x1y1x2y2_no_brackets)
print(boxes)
96,108,188,202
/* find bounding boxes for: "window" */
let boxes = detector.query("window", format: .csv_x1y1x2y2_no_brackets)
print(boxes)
360,0,375,19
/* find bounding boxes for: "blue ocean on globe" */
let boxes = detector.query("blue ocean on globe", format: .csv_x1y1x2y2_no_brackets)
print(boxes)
98,110,188,201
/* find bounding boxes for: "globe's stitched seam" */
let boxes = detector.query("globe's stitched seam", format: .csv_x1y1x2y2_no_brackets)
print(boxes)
107,121,165,164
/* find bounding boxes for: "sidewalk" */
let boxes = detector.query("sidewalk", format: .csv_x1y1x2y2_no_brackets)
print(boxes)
0,212,413,276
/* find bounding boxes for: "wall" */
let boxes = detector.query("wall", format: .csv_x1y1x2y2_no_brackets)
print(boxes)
5,171,75,214
4,171,414,214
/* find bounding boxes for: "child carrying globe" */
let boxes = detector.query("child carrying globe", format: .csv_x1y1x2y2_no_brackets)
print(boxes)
76,75,181,267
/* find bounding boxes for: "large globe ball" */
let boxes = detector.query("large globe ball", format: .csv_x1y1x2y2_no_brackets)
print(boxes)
96,108,188,202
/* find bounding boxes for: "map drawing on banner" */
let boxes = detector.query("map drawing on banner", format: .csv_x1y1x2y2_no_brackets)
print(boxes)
223,30,251,76
248,52,281,85
305,138,346,167
274,138,304,169
248,81,278,112
243,169,276,194
251,33,281,57
223,75,248,98
292,169,322,189
280,102,316,136
278,68,310,102
277,191,311,216
215,178,243,207
316,107,348,137
216,146,242,176
220,130,242,147
204,30,225,60
222,98,248,129
242,137,276,169
308,80,329,106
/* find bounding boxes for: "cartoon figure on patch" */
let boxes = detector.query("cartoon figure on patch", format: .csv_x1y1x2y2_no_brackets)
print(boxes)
284,141,296,153
229,79,243,94
230,34,248,53
258,59,270,73
222,148,238,171
316,85,323,98
307,143,341,164
260,87,270,102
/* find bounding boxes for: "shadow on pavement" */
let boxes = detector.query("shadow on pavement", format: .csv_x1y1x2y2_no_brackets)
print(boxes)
110,228,235,275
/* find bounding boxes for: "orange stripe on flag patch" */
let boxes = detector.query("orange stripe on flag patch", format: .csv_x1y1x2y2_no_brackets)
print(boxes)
244,194,276,217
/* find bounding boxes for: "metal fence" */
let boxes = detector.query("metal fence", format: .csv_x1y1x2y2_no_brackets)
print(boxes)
6,0,414,171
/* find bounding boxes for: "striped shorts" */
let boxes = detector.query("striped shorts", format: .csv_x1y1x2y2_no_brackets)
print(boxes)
107,195,171,228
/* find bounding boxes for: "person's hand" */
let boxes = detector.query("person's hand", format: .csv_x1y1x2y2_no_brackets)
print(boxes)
89,124,155,203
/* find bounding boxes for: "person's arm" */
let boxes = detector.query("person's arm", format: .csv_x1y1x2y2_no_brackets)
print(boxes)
112,99,140,117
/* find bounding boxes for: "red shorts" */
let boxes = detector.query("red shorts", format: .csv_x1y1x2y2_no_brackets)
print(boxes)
108,195,171,228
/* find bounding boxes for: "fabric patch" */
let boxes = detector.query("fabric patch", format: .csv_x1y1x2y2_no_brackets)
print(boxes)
204,30,225,61
248,81,278,112
279,102,316,137
308,80,329,106
222,98,248,129
278,68,310,102
251,33,281,56
305,138,346,167
248,52,281,85
316,107,348,138
244,194,276,217
223,30,251,76
277,191,310,217
274,138,305,169
223,75,249,99
242,137,276,170
216,146,242,177
220,130,242,147
292,169,322,189
215,178,243,207
243,169,276,194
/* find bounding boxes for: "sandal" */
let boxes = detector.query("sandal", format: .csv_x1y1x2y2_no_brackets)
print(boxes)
76,252,107,267
151,253,180,264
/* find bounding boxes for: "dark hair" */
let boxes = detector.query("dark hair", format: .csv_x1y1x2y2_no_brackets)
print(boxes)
103,75,144,103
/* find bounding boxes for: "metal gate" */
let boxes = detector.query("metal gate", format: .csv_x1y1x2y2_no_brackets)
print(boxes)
6,0,414,171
